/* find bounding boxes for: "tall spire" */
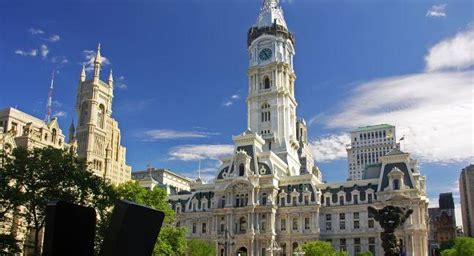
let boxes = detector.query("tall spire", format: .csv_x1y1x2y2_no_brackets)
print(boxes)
93,43,102,81
80,64,86,82
68,119,75,143
108,69,114,86
256,0,287,29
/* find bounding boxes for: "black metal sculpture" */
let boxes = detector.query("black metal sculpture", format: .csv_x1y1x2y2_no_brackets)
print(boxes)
368,205,413,256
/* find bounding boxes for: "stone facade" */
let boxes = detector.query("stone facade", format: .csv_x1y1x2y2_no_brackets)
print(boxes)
0,107,75,152
428,193,456,252
459,164,474,237
75,45,131,185
132,167,192,194
168,1,429,255
0,107,75,255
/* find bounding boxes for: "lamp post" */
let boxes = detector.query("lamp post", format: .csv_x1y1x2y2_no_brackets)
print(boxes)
218,229,234,256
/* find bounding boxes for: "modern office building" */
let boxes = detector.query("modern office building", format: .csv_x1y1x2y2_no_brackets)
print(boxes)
460,164,474,237
346,124,398,181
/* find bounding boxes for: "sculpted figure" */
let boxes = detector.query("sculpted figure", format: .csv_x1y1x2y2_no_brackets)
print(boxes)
368,205,413,256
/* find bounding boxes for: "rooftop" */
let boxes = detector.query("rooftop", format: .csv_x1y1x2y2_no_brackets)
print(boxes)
352,124,394,133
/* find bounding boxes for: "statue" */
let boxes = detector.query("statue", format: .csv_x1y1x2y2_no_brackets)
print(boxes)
368,205,413,256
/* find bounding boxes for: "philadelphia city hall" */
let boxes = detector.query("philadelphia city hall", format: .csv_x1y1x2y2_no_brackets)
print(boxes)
168,1,429,255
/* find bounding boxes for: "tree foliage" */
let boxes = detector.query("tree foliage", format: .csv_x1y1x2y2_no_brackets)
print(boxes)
186,239,216,256
0,147,116,256
440,237,474,256
357,252,373,256
114,181,187,256
302,240,348,256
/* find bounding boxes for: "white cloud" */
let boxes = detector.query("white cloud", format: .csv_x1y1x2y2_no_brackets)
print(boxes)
319,71,473,163
82,49,111,72
426,4,447,18
51,56,68,64
313,28,474,164
52,100,63,107
222,94,241,107
53,111,67,118
40,44,49,59
184,167,219,183
169,144,234,161
425,27,474,72
116,76,127,89
140,129,219,141
15,49,38,57
223,101,233,107
310,133,351,162
28,28,44,35
47,34,60,42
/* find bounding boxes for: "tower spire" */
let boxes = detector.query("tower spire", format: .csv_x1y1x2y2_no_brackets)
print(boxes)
80,64,86,82
256,0,287,28
68,119,75,143
45,70,55,124
93,43,102,81
108,69,113,86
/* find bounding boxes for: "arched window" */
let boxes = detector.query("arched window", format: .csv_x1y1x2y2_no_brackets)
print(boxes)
282,243,287,256
264,76,271,89
239,163,245,176
393,179,400,190
80,102,88,126
97,104,105,129
261,193,267,206
51,129,57,143
292,242,298,252
239,217,247,232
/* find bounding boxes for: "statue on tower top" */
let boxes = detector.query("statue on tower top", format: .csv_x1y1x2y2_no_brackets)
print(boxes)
256,0,287,29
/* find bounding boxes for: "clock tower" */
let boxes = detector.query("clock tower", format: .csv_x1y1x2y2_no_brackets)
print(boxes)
247,0,300,175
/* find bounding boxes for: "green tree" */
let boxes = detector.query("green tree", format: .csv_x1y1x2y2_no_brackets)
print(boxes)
0,234,21,255
302,240,348,256
114,181,187,256
357,252,373,256
0,147,116,256
440,237,474,256
186,239,216,256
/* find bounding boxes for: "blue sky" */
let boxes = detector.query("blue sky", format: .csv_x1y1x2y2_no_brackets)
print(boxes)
1,0,473,224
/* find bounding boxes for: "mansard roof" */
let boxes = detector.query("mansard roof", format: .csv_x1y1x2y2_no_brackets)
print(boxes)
385,148,406,156
363,163,382,179
379,162,414,191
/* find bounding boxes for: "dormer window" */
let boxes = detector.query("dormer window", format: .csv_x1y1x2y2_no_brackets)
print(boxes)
393,179,400,190
239,163,245,176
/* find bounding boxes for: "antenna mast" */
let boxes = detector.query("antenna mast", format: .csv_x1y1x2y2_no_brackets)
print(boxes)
45,70,55,124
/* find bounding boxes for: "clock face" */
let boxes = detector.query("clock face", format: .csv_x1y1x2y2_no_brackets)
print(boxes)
259,48,272,61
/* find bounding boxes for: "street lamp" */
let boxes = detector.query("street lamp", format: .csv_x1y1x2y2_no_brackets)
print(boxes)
217,229,234,256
